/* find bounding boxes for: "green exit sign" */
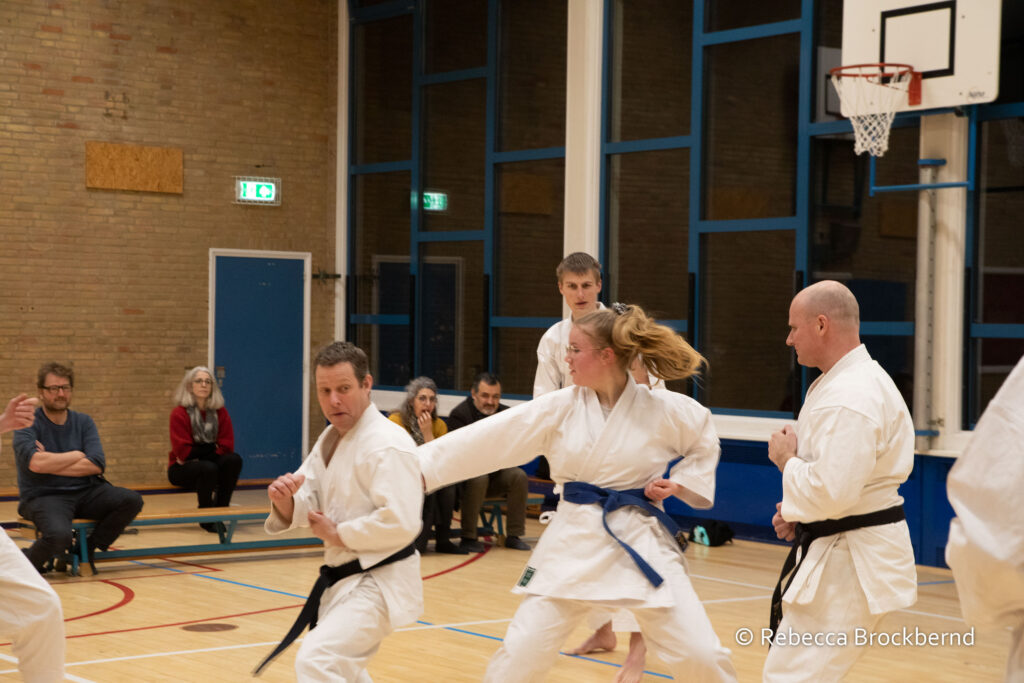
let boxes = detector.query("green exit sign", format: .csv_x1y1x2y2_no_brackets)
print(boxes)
235,176,281,205
423,191,448,212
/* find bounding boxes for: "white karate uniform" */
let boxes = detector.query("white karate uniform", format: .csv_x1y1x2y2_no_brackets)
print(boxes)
265,405,423,682
534,304,665,633
947,356,1024,683
764,344,918,682
0,441,66,683
420,379,737,682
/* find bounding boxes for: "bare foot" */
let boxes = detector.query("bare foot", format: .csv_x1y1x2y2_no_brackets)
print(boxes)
569,621,617,655
612,632,647,683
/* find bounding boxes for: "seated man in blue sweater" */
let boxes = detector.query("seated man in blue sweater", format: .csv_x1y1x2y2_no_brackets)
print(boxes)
13,362,143,574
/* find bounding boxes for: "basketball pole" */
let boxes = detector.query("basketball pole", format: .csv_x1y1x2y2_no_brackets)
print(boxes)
912,112,971,454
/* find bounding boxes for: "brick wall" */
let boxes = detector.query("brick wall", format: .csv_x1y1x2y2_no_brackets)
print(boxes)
0,0,338,486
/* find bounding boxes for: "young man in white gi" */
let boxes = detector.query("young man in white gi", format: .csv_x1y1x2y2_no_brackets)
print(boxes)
533,251,605,397
765,280,917,681
0,393,66,682
947,355,1024,682
258,342,423,681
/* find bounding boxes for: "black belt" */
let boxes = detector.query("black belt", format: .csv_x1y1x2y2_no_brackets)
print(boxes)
253,543,416,676
768,504,905,644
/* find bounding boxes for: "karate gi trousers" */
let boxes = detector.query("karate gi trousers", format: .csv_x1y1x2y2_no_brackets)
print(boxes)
0,532,65,682
485,570,736,683
294,573,393,683
763,537,884,682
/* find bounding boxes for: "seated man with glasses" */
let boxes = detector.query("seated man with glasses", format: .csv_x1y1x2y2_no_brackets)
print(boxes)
13,362,144,574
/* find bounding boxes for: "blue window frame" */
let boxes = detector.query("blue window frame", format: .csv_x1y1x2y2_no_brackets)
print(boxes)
347,0,567,397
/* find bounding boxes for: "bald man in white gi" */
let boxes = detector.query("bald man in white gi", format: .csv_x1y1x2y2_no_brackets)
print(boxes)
947,355,1024,682
764,280,917,681
0,393,66,682
258,342,422,681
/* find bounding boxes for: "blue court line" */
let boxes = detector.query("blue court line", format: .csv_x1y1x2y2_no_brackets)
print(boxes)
131,559,675,678
128,559,310,599
918,579,955,586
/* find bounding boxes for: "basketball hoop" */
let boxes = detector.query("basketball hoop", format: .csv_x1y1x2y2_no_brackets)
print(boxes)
830,63,922,157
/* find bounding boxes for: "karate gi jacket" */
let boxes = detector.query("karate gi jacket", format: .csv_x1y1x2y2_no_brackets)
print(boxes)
265,404,423,628
533,303,605,397
947,355,1024,629
781,344,917,615
420,378,720,608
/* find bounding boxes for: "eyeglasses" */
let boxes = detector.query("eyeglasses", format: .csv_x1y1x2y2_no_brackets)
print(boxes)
193,378,214,386
42,385,72,394
565,345,601,356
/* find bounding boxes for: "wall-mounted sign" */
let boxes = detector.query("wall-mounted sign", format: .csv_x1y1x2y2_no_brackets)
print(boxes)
423,191,448,212
235,176,281,205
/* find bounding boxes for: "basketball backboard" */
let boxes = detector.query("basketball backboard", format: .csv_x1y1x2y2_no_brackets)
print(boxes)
840,0,1001,115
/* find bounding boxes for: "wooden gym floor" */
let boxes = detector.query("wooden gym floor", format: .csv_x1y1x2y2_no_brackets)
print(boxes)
1,490,1011,682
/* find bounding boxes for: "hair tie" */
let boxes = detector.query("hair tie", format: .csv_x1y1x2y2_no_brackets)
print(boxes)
611,302,629,315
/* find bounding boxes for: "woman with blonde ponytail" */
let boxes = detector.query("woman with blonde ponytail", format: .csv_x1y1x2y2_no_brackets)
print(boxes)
417,303,736,682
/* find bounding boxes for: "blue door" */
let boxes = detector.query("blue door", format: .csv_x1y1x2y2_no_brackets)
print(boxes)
214,255,305,479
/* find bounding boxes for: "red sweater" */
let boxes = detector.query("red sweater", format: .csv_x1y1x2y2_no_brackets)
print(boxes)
168,405,235,467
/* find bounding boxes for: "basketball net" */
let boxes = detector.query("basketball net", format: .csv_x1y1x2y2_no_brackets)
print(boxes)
831,64,920,157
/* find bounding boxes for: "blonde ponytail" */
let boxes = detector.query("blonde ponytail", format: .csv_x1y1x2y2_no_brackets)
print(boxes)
576,303,706,381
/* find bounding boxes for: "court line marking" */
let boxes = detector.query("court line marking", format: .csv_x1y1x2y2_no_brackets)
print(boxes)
0,640,286,671
897,608,965,623
6,595,963,678
690,573,773,590
0,652,96,682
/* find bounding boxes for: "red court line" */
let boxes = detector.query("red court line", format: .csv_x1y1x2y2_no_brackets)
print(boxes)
64,580,135,622
50,548,490,641
422,547,491,579
63,603,304,641
162,558,223,571
0,580,136,645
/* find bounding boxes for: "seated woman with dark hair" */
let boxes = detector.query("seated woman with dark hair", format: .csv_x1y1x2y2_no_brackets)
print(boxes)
389,376,466,554
168,366,243,531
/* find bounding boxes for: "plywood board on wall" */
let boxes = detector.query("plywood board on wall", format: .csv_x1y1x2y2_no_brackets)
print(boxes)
85,141,183,194
500,172,553,215
879,197,917,239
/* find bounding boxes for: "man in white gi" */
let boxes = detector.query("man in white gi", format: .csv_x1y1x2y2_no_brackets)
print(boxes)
256,342,423,681
0,393,66,682
947,354,1024,682
765,280,917,681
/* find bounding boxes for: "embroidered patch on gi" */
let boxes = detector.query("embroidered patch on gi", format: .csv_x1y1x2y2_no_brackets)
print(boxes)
517,566,536,587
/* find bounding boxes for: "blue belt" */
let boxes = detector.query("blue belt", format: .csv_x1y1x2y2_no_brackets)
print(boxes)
561,481,687,588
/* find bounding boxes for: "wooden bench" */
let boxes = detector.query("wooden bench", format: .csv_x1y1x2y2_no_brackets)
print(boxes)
477,494,546,541
18,506,322,576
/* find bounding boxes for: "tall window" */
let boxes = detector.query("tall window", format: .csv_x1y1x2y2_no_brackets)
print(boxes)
348,1,566,396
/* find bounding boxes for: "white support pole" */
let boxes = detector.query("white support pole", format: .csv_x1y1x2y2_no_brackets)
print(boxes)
335,0,351,341
563,0,604,315
917,113,969,454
